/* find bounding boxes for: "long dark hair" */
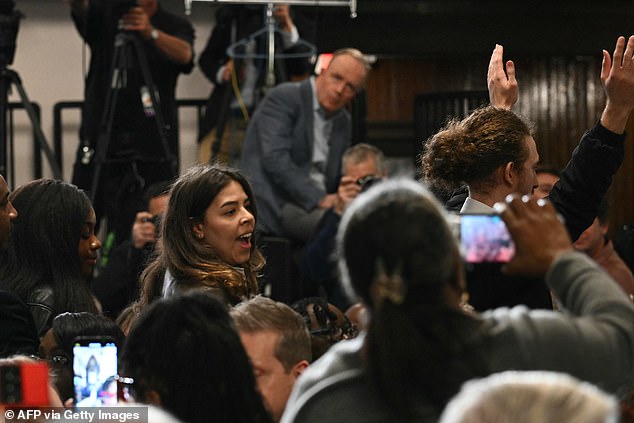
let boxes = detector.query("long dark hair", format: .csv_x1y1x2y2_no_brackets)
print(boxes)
0,179,98,315
140,164,265,305
121,291,273,423
337,179,487,419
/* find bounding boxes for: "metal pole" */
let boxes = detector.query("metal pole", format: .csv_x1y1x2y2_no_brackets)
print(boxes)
265,3,276,88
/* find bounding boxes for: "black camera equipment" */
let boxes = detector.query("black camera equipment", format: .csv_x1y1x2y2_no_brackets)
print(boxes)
357,175,381,192
86,8,176,204
141,214,161,238
0,0,61,186
110,0,138,17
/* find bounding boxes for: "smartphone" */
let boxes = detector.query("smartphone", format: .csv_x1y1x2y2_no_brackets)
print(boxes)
459,214,514,263
0,362,49,406
72,337,118,407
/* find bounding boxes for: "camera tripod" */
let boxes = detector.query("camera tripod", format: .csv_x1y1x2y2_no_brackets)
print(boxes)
0,66,61,186
88,30,177,204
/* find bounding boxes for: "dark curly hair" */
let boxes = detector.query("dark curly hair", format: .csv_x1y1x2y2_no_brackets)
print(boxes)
421,106,532,195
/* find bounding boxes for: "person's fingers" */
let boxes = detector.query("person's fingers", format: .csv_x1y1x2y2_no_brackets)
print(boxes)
502,193,524,217
341,184,361,198
613,35,626,69
601,49,611,82
135,212,152,223
535,196,557,216
505,60,516,83
339,175,356,185
622,35,634,69
487,44,501,78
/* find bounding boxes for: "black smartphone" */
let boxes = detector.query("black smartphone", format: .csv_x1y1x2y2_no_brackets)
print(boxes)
72,337,118,407
459,214,514,263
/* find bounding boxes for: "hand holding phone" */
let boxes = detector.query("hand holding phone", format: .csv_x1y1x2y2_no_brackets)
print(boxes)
459,214,514,263
73,338,118,407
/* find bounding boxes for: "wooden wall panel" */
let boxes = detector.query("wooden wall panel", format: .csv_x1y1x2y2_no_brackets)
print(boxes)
364,56,634,232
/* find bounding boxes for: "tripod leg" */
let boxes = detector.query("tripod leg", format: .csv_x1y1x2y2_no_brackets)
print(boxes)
7,70,62,179
131,36,178,176
0,75,9,182
90,39,126,204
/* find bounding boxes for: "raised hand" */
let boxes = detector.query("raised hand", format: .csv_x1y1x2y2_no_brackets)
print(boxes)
487,44,518,110
273,4,293,33
600,35,634,134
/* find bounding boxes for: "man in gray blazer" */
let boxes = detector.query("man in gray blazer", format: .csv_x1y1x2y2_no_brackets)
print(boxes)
240,48,370,242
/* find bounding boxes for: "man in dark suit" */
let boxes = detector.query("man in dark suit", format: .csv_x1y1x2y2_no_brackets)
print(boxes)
197,4,316,165
240,48,370,242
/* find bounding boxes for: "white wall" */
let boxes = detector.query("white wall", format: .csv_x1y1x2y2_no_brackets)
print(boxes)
7,0,217,187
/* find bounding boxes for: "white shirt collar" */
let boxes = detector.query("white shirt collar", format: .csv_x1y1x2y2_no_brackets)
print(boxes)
460,197,494,214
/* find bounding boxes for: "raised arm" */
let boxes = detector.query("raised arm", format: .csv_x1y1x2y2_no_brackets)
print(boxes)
487,44,518,110
599,35,634,134
548,36,634,241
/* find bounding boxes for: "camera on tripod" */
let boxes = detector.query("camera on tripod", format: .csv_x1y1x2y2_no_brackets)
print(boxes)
0,0,22,69
111,0,139,17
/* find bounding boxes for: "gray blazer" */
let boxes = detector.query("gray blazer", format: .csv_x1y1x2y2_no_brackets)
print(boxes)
240,78,351,235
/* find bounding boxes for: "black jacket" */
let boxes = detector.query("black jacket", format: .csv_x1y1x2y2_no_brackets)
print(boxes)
450,123,625,311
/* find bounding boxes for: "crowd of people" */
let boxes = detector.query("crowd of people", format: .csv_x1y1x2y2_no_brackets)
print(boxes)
2,1,634,422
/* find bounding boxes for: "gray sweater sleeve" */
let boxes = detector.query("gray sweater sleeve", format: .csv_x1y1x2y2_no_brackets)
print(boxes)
483,250,634,394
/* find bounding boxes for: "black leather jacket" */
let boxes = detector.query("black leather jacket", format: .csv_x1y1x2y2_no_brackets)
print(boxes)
26,286,55,337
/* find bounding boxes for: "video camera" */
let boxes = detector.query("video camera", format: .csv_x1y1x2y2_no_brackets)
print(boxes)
0,0,22,69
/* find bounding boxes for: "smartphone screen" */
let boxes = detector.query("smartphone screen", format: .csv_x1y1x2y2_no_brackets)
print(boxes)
73,338,118,407
460,214,514,263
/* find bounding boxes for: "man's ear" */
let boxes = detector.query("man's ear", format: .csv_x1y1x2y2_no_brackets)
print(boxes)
503,161,515,186
291,360,310,379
